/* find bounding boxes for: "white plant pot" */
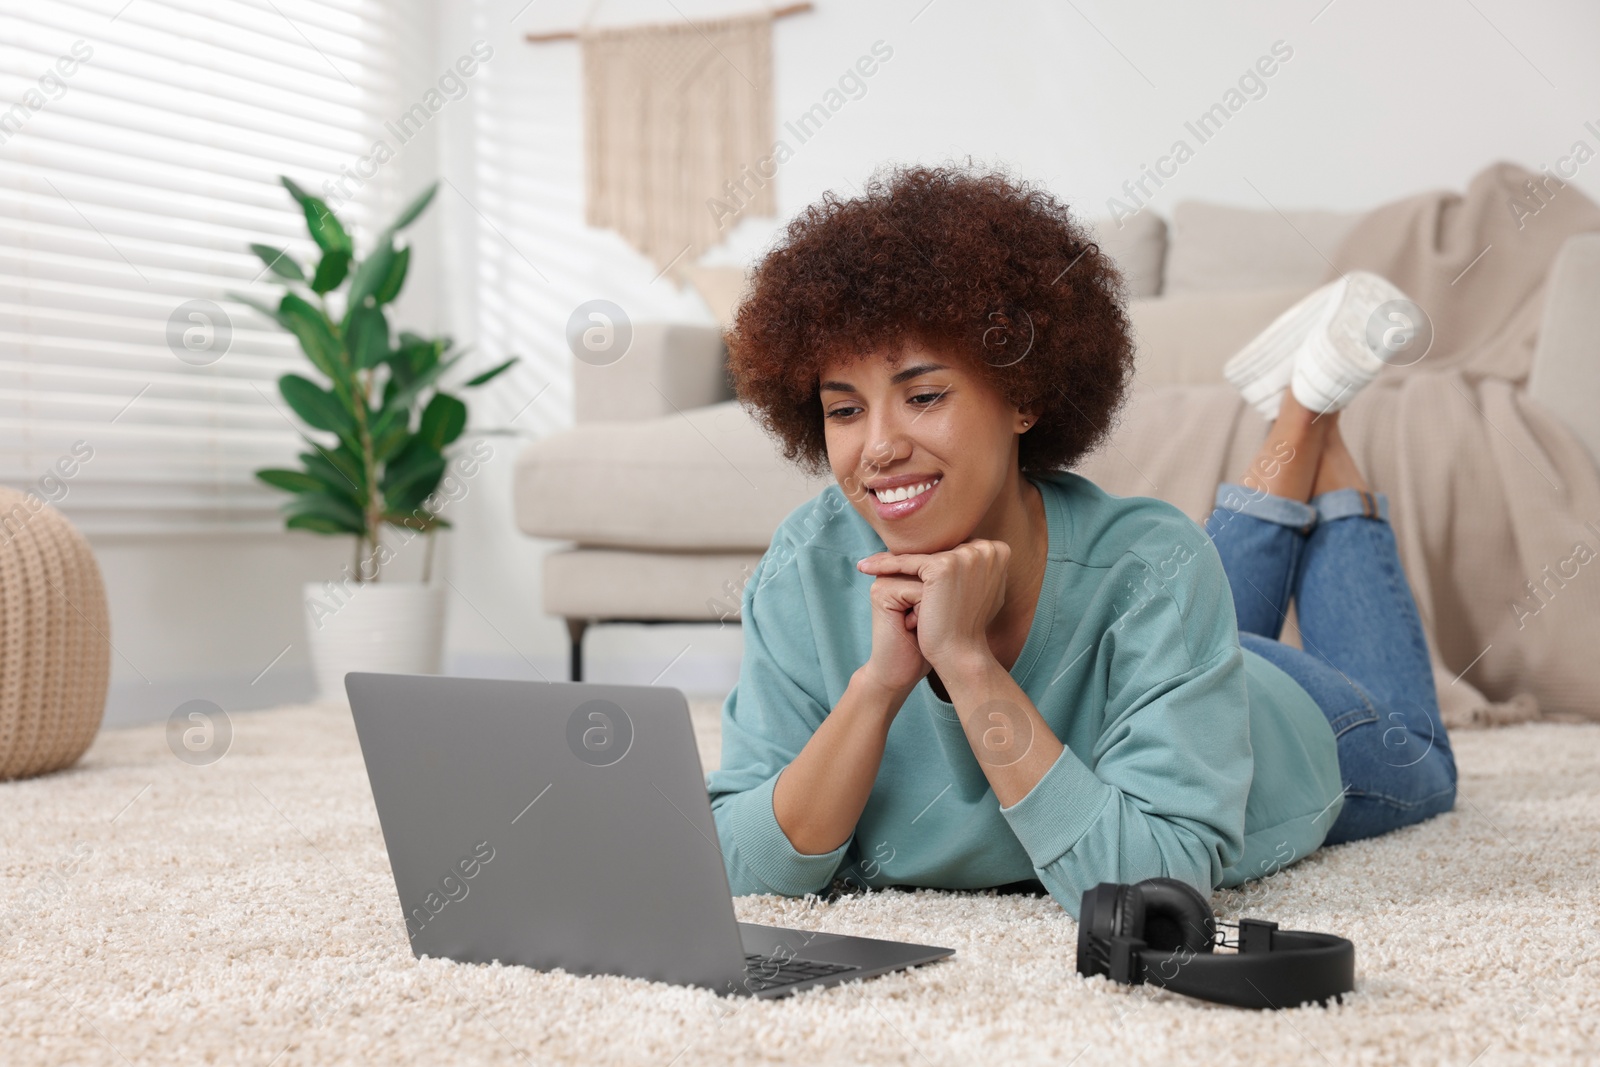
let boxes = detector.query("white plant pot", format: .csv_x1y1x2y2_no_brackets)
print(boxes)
304,580,445,704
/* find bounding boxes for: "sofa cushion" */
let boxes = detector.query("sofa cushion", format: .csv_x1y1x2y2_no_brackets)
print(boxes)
515,399,831,550
1127,285,1318,387
1087,210,1167,299
1164,201,1360,295
543,546,763,619
574,322,733,424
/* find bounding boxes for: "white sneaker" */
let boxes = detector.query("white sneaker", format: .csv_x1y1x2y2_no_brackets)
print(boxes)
1289,270,1412,414
1222,283,1342,421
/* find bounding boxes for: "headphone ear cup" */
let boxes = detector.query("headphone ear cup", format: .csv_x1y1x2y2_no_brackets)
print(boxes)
1113,882,1145,939
1130,878,1215,955
1076,883,1123,978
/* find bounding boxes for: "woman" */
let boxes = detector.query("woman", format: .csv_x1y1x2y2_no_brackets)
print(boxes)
704,165,1456,920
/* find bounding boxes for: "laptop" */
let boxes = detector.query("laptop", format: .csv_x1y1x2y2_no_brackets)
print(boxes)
345,672,955,998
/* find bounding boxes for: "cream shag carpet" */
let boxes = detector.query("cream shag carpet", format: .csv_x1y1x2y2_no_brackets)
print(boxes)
2,701,1597,1067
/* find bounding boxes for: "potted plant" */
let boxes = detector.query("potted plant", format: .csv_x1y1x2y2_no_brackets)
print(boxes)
235,177,516,702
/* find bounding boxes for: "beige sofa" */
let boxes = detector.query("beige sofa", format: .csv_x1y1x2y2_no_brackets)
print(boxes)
513,204,1600,679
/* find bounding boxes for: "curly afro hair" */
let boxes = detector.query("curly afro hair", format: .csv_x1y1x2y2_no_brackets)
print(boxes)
726,162,1137,479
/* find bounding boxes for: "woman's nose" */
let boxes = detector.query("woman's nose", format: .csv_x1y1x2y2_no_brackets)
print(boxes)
861,414,906,475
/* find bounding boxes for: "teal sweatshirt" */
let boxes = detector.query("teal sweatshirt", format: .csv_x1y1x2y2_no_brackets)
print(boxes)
705,471,1345,920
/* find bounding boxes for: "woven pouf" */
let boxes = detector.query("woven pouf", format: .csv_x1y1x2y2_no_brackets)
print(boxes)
0,486,109,780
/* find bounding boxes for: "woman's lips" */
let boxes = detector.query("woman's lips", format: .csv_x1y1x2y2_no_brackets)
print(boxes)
868,476,942,521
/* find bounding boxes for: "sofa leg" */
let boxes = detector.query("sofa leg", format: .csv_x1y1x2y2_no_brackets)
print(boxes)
565,618,590,682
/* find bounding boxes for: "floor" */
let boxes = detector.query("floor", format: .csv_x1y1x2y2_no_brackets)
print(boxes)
1,700,1596,1066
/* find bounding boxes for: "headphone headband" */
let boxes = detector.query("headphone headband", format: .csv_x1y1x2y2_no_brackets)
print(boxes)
1109,920,1355,1009
1080,881,1355,1010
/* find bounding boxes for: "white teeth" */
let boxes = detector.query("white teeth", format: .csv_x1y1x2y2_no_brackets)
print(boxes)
874,478,938,504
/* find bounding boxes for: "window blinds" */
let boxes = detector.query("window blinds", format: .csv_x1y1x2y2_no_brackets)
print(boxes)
0,0,419,533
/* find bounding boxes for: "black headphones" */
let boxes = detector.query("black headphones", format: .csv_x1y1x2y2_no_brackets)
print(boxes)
1077,878,1355,1009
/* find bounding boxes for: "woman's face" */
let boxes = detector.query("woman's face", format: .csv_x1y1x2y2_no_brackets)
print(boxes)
819,342,1032,553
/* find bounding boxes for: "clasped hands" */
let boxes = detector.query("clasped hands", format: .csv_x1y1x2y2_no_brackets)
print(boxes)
855,539,1011,697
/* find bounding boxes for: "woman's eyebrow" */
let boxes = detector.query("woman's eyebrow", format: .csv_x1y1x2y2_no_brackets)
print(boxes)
820,362,950,393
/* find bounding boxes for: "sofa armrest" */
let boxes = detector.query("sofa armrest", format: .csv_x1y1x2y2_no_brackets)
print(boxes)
574,322,734,423
1528,232,1600,470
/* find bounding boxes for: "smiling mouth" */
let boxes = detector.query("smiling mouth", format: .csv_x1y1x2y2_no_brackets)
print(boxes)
871,476,942,504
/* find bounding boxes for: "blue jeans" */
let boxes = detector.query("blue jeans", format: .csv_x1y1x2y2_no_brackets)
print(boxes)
1204,482,1457,846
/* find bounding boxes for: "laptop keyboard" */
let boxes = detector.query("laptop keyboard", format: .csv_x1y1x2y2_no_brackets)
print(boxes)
742,952,858,992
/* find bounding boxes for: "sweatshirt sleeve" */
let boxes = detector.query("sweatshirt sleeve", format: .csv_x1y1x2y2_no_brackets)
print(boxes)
705,542,853,897
996,540,1253,920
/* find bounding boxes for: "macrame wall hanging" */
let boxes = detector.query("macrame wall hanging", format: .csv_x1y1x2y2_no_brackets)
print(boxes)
529,3,812,282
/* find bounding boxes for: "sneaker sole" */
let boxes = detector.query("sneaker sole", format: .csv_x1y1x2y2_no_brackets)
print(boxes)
1222,281,1344,419
1291,271,1411,412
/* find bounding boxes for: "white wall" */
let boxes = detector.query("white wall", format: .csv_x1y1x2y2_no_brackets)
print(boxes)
100,0,1600,725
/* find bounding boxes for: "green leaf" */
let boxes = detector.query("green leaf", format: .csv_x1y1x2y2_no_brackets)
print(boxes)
256,468,324,493
383,352,466,422
464,356,519,387
373,333,447,441
385,509,446,533
301,197,352,256
310,248,352,293
368,398,408,449
280,374,353,436
382,437,445,500
285,491,365,532
300,447,365,498
345,303,390,370
286,513,354,535
293,452,361,502
378,379,405,420
281,176,352,256
389,333,441,384
371,421,410,462
387,467,446,514
281,175,316,206
418,393,467,449
278,294,346,383
250,244,305,282
346,241,395,310
373,245,410,305
386,182,438,234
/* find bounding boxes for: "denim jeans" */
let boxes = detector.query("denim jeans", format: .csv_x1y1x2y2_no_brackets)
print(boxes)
1203,482,1457,846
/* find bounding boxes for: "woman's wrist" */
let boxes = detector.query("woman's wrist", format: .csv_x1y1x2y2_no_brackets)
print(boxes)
927,643,1001,689
849,666,916,719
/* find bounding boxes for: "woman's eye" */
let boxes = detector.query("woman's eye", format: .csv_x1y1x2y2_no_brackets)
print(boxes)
825,391,943,419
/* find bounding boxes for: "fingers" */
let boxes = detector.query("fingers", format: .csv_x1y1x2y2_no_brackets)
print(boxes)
868,574,923,613
858,540,1012,576
857,552,936,576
